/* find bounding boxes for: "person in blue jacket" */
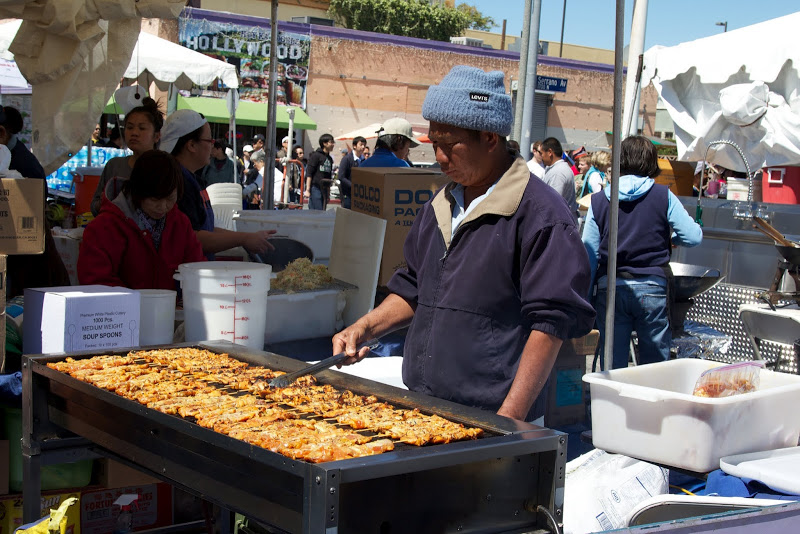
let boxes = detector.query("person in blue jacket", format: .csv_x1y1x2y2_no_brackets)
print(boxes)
582,135,703,369
332,66,595,422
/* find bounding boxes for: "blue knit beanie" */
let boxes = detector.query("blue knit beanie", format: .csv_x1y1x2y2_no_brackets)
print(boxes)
422,65,512,136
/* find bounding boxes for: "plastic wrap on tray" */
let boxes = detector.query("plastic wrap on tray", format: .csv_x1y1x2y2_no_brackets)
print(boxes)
672,321,732,360
692,361,765,398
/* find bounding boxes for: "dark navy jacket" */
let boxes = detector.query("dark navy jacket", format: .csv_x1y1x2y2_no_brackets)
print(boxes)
592,183,671,279
387,157,595,420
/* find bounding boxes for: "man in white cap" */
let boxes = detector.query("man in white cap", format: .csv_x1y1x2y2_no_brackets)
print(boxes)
360,117,419,168
332,65,595,422
160,109,274,259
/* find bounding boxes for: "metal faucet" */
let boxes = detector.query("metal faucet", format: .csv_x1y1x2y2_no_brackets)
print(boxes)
699,140,762,221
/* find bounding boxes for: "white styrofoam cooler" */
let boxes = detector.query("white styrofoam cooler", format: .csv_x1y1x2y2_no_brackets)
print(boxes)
233,210,335,261
265,288,346,344
584,359,800,473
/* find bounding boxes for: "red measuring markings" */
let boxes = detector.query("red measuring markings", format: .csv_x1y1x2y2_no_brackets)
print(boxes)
228,274,257,343
219,305,235,310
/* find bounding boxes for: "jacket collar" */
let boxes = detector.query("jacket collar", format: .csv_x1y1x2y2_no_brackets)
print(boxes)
432,156,530,249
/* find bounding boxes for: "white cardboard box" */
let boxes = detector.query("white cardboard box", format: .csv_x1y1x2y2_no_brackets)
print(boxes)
24,285,141,354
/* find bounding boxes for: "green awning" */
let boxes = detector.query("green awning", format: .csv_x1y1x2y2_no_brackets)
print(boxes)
176,95,317,130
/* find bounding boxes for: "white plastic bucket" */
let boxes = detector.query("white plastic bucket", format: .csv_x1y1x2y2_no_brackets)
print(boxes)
137,289,177,346
175,262,271,349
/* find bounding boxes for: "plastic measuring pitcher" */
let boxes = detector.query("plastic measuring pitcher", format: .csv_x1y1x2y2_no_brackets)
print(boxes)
175,262,271,349
136,289,177,346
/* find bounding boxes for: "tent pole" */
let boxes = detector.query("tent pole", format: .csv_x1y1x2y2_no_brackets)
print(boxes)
285,107,295,203
519,0,542,162
622,0,648,137
604,0,625,372
513,0,531,148
263,0,279,210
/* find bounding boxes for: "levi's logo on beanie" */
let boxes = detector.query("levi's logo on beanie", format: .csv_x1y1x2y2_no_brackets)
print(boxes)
469,92,489,103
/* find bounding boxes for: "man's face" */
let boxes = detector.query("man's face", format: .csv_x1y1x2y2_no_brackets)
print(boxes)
253,139,264,151
354,140,366,156
532,146,544,165
323,139,335,153
540,146,558,167
282,139,288,151
429,121,492,188
295,148,304,159
395,138,411,162
93,125,101,139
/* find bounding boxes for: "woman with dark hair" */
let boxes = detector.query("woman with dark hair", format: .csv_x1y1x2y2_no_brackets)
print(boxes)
582,135,703,369
1,105,71,298
0,105,44,178
91,97,164,216
78,150,204,289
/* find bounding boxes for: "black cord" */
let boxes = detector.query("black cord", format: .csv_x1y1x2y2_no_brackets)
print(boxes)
537,505,562,534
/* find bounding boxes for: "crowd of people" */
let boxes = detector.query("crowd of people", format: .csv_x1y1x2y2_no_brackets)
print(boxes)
2,62,706,426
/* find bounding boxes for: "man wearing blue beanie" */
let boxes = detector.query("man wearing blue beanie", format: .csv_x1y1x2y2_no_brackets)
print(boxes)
333,65,595,423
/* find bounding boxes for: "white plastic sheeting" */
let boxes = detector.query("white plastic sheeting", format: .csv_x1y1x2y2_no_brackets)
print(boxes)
642,12,800,172
0,0,185,174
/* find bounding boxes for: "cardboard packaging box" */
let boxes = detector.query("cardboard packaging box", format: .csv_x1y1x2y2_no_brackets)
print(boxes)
23,286,141,354
81,483,172,534
0,178,46,255
351,167,448,285
545,330,599,428
0,489,81,534
95,459,159,489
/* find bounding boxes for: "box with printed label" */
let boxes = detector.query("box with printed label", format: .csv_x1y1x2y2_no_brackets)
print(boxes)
0,178,45,255
351,167,448,285
81,483,172,534
545,334,595,428
0,489,81,534
23,285,141,354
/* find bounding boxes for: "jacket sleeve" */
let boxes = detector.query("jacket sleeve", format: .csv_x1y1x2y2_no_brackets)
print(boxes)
180,213,206,263
77,216,127,287
338,154,353,190
667,191,703,247
520,221,596,340
305,153,320,184
581,203,601,291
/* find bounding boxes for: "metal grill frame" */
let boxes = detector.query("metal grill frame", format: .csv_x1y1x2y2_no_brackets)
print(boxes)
22,341,564,534
687,282,798,373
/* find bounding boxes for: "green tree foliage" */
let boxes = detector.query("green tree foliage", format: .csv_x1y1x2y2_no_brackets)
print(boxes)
456,3,496,31
328,0,472,42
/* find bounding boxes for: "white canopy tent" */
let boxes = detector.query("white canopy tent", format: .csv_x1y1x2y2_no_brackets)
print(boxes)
642,12,800,172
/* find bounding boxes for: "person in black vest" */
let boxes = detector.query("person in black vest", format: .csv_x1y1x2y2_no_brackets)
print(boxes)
336,135,366,209
582,135,703,369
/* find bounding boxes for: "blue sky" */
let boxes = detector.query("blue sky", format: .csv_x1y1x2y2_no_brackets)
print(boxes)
466,1,798,50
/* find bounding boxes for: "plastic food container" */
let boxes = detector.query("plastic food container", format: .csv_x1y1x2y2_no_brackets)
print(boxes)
583,359,800,472
265,288,346,344
233,210,335,261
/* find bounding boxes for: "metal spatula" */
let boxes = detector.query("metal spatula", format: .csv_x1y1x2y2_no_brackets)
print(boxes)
268,339,380,388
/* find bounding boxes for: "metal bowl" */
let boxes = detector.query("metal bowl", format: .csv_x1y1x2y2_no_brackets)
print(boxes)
670,262,724,300
249,237,314,272
776,245,800,267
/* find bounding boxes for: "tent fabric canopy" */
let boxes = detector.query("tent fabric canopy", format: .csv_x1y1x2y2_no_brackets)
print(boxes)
0,1,186,174
642,12,800,172
124,32,238,90
177,95,317,130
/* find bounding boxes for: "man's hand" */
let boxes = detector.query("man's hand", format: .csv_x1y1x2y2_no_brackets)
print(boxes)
332,322,373,366
242,229,276,254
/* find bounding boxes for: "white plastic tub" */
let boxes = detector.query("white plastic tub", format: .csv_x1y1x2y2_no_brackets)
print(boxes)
175,262,271,350
265,288,346,344
584,359,800,472
233,211,335,261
